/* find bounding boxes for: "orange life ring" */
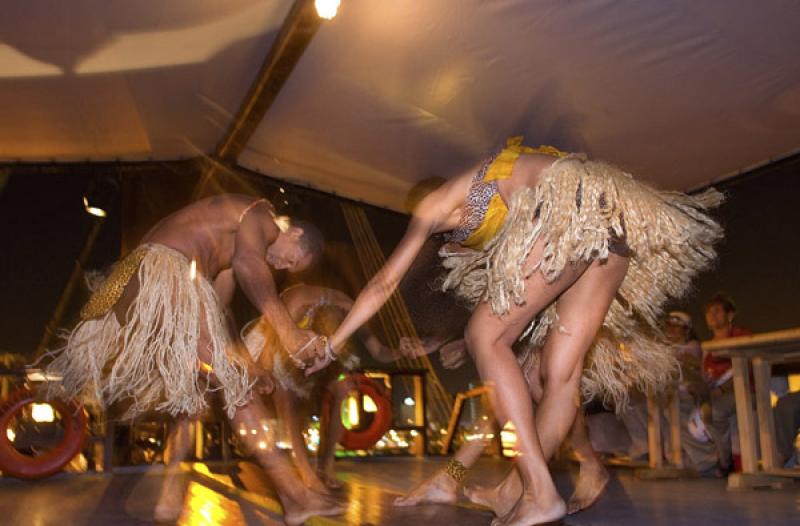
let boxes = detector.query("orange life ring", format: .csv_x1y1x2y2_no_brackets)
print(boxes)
0,387,87,479
322,374,393,451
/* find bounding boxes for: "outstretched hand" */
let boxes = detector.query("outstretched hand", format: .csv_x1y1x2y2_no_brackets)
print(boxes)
286,328,326,369
439,339,468,369
304,353,334,376
397,336,441,358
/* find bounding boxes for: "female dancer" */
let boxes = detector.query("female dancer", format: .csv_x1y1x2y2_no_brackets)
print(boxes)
243,284,397,491
304,137,723,525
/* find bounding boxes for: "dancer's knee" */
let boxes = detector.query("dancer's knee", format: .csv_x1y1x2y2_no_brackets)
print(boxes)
464,319,501,358
542,358,582,392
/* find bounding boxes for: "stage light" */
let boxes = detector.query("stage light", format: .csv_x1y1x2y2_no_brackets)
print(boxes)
279,187,286,194
403,396,415,406
82,176,118,218
31,403,55,423
83,196,107,218
315,0,340,20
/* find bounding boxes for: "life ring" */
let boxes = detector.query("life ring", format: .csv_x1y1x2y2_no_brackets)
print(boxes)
322,374,393,451
0,387,87,479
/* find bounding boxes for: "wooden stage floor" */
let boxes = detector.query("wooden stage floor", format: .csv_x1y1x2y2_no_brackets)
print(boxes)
0,457,797,525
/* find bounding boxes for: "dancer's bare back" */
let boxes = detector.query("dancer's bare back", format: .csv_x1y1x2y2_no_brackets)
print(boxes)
143,194,278,281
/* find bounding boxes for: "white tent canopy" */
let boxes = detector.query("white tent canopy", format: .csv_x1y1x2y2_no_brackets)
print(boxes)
2,0,799,210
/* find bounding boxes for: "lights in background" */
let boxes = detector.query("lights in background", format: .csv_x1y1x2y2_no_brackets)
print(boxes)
82,196,107,218
31,403,55,423
315,0,341,20
403,396,415,407
347,395,360,427
363,395,377,413
500,422,519,458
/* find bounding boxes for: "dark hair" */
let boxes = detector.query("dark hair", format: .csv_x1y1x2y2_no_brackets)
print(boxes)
704,293,736,314
292,219,325,265
404,176,447,214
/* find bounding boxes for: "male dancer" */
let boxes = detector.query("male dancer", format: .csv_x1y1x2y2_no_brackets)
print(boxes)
45,194,342,525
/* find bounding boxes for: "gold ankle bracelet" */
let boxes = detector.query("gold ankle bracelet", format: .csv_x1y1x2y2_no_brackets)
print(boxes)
445,458,467,484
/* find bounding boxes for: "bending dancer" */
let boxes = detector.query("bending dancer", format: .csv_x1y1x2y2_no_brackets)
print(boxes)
306,137,723,525
242,284,397,491
44,194,342,525
394,338,608,516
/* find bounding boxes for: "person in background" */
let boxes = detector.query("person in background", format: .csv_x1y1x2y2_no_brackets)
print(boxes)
703,293,752,474
774,391,800,468
664,311,719,476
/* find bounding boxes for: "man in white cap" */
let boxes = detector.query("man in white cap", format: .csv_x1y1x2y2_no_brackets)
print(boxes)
664,311,720,476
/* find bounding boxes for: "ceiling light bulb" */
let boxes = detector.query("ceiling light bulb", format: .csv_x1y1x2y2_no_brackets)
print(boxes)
315,0,340,20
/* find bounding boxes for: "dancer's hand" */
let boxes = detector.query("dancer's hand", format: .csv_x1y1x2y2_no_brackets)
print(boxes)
439,339,468,369
286,329,325,368
252,368,275,395
304,352,334,376
397,336,439,358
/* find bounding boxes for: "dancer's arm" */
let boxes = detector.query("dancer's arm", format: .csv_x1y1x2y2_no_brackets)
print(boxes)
309,178,467,373
233,207,318,360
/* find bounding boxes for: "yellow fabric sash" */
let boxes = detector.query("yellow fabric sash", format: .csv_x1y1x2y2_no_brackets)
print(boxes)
463,137,567,249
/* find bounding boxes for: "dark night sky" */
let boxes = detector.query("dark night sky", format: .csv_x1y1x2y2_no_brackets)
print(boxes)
0,157,798,394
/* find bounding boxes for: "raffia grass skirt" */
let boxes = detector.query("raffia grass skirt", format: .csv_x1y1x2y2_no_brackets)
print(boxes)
45,244,252,419
441,155,724,409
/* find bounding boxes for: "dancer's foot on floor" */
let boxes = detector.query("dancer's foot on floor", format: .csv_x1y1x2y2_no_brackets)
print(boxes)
282,488,345,526
153,473,187,523
393,469,458,506
567,460,609,514
464,469,521,517
318,469,344,490
299,468,331,495
491,492,566,526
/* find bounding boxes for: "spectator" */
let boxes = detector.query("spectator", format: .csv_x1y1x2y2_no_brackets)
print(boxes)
664,311,719,476
703,293,752,473
774,391,800,468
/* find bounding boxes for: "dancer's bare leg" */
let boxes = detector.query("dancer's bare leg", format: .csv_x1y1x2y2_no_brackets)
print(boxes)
273,385,328,493
154,417,192,522
317,378,349,489
465,248,594,526
466,369,609,515
232,399,345,526
394,423,490,506
566,410,609,514
468,248,628,526
193,317,343,526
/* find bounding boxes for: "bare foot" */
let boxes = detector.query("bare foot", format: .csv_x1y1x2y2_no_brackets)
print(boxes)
153,473,186,523
282,488,345,526
393,470,458,506
464,469,521,516
299,468,331,495
567,460,609,514
318,470,344,490
491,492,566,526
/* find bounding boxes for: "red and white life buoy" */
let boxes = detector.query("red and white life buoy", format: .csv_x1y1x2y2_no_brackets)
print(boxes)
0,387,87,479
322,374,393,451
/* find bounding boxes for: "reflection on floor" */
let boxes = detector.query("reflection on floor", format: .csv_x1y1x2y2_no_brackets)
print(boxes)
0,458,797,525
